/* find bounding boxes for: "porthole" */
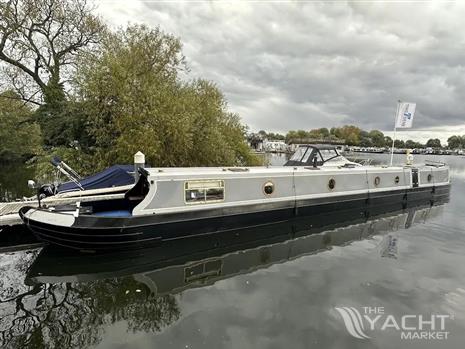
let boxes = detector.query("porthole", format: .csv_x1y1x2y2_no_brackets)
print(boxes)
263,181,274,196
374,176,381,186
394,176,400,184
328,178,336,190
427,174,433,183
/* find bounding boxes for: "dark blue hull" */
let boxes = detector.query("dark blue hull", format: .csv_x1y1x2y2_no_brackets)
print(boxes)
20,185,450,252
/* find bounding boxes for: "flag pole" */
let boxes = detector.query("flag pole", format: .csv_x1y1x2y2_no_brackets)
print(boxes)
390,100,401,166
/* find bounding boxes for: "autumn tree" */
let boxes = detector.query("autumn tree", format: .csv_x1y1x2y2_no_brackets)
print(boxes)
332,125,361,145
0,0,104,145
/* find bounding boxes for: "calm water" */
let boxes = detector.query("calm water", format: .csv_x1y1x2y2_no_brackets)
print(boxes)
1,154,465,348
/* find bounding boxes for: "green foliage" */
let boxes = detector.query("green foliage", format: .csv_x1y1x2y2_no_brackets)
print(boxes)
330,125,361,145
254,130,285,141
0,91,41,161
34,99,94,147
359,137,373,147
75,25,260,170
274,126,441,150
405,140,423,149
0,0,105,147
426,138,441,148
0,162,36,201
368,130,385,147
33,146,96,178
284,128,330,143
447,135,465,149
384,136,393,147
308,128,329,139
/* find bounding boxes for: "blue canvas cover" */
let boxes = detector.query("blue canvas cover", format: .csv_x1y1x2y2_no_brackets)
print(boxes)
57,165,135,193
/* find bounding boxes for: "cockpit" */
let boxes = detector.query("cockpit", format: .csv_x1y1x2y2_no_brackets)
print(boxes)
284,145,357,167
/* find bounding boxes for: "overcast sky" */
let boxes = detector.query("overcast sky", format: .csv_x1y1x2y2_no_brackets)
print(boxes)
97,1,465,143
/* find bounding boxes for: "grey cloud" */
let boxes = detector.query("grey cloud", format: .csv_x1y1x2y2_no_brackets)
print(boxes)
98,1,465,136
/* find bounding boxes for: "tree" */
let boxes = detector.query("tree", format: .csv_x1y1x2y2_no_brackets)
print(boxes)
75,25,259,169
331,125,361,145
0,0,105,145
384,136,393,147
259,131,285,141
307,128,330,139
308,129,321,139
447,135,464,149
285,130,298,143
268,133,285,140
0,90,41,161
368,130,385,147
405,139,423,149
394,139,405,148
426,138,441,148
359,137,373,147
316,127,329,138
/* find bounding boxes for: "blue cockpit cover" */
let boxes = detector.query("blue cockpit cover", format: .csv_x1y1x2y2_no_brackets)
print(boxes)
57,165,135,193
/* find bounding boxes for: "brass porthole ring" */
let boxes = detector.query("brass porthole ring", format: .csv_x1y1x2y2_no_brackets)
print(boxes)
374,176,381,186
263,181,274,196
328,178,336,190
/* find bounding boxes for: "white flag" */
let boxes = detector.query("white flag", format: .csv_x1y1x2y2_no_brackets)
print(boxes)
395,102,416,128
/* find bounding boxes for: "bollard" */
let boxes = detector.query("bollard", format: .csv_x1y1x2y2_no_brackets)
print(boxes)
406,149,414,166
134,151,145,182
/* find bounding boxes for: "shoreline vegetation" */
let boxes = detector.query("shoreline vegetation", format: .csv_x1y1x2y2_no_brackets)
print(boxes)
252,128,464,151
0,0,260,177
0,1,463,179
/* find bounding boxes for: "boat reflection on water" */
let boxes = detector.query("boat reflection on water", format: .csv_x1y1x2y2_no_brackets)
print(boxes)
1,196,448,348
27,196,448,295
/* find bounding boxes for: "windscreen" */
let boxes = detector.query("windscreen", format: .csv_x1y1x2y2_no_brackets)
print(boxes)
289,147,309,162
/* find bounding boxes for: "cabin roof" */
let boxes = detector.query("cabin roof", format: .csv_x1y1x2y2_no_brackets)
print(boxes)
296,144,338,150
145,166,295,176
143,165,406,179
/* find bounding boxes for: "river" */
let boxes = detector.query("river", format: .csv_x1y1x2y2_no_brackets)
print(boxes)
0,153,464,348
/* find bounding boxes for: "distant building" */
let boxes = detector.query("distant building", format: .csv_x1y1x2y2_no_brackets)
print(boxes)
263,140,288,153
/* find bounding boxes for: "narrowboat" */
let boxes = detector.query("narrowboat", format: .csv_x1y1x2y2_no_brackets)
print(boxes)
19,145,451,251
26,200,447,288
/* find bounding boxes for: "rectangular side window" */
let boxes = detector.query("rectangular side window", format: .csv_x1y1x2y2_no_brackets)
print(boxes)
185,180,225,204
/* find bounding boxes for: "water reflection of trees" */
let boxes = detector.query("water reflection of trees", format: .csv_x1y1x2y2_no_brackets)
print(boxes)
0,251,180,349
